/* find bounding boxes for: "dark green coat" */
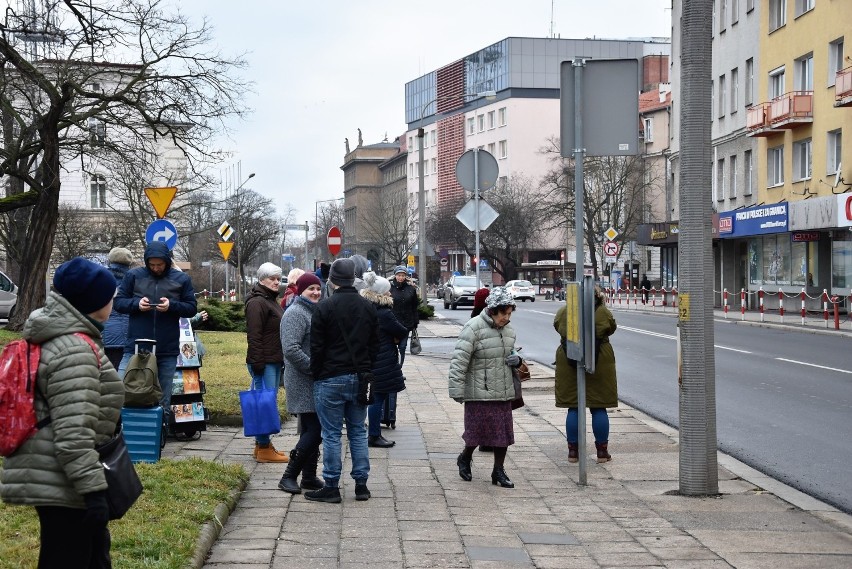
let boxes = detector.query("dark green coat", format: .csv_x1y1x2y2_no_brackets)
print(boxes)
553,302,618,408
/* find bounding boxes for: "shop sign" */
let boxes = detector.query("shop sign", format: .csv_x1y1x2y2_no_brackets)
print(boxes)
536,260,562,266
839,194,852,227
719,203,788,237
791,231,820,242
789,195,837,230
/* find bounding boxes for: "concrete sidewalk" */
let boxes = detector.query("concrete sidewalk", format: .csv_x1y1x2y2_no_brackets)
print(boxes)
166,317,852,569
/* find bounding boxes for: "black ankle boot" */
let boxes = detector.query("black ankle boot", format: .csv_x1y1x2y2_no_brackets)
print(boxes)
491,467,514,488
457,453,472,481
277,448,305,494
300,448,324,490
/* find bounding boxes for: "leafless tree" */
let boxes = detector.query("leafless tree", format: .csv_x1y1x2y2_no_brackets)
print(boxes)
0,0,248,328
313,200,344,265
222,188,278,294
358,188,416,274
540,137,658,278
52,203,95,262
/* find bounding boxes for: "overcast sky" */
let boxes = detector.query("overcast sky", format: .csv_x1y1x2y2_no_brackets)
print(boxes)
175,0,672,230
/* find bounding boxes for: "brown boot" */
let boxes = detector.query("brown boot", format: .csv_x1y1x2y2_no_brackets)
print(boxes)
595,442,611,463
567,442,579,463
256,443,289,463
268,443,289,462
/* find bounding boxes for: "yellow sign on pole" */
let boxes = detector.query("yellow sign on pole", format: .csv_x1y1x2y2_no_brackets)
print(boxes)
144,187,178,219
564,283,580,343
679,292,690,322
407,254,415,267
218,241,234,261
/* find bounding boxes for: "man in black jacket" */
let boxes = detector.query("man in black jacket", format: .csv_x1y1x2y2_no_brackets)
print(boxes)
307,258,379,503
390,265,419,366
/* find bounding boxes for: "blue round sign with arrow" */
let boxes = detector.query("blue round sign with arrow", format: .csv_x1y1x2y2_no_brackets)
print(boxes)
145,219,178,250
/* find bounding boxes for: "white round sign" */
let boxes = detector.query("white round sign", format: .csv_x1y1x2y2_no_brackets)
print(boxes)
440,258,448,267
604,240,619,256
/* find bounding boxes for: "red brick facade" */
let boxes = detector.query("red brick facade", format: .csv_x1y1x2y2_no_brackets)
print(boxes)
436,114,465,206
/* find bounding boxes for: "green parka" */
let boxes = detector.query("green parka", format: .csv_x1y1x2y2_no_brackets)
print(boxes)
0,292,124,508
553,300,618,408
448,312,516,402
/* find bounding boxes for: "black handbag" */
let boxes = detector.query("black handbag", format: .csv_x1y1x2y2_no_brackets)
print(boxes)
96,427,143,520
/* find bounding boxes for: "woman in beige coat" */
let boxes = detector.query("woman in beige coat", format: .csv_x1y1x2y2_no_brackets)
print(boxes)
553,287,618,463
448,287,521,488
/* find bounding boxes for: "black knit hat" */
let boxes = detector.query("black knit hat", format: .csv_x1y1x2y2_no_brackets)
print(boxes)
53,257,116,314
329,258,355,287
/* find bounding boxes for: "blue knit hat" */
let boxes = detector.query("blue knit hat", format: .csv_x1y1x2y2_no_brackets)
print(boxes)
53,257,116,314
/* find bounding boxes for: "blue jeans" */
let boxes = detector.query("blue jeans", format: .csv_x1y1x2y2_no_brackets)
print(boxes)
367,392,390,437
565,407,610,444
313,374,369,488
119,351,178,410
247,364,283,445
397,331,410,367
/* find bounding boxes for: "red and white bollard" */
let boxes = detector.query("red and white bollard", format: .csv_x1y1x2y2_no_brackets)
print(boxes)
740,288,746,320
823,290,829,328
230,289,237,302
219,289,226,302
672,287,678,309
800,289,806,326
652,287,658,310
779,291,785,323
759,288,765,322
723,289,729,318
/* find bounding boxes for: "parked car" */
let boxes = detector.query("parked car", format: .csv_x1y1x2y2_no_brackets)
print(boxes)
0,269,18,319
505,279,535,302
443,275,481,310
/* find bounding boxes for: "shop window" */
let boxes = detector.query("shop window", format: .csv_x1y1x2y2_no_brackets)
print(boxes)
832,233,852,289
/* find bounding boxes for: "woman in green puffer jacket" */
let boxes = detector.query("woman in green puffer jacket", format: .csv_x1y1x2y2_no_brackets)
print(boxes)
0,258,124,568
448,286,522,489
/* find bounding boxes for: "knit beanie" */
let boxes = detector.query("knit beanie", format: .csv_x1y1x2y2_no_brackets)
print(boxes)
362,271,391,295
53,257,116,315
329,258,355,287
350,254,369,279
485,286,516,310
107,247,133,266
295,272,322,296
393,265,408,275
257,262,283,281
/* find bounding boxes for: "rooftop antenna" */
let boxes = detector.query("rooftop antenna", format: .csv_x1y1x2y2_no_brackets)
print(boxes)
550,0,555,38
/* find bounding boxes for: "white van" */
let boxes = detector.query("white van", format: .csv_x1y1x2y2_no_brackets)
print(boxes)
0,269,18,319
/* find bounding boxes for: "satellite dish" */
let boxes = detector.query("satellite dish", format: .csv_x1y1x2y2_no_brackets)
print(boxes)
834,162,843,188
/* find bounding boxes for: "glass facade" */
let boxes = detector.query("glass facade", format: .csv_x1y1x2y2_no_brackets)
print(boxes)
404,72,437,124
464,39,509,96
832,232,852,289
748,235,818,287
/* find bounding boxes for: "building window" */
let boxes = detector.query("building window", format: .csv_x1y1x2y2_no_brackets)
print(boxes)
467,117,475,135
719,0,727,32
769,0,786,32
498,107,507,126
745,58,754,105
793,139,812,181
409,163,414,179
716,158,725,201
827,130,842,175
430,157,437,174
431,130,437,146
829,38,844,87
718,74,727,117
747,0,754,12
498,140,508,159
644,118,653,142
88,118,105,146
744,150,753,195
730,155,738,198
408,136,413,151
487,110,495,129
730,67,739,113
487,142,496,156
731,0,739,24
768,145,784,186
795,53,814,91
477,114,485,132
769,67,786,99
795,0,814,17
90,175,107,209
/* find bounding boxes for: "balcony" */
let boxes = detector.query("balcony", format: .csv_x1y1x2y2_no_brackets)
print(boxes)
836,66,852,107
747,92,813,137
746,103,783,137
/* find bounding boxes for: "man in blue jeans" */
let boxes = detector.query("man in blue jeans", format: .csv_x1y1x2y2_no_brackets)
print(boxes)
308,258,379,503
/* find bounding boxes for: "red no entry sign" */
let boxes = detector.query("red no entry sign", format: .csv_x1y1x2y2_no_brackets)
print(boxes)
327,226,342,256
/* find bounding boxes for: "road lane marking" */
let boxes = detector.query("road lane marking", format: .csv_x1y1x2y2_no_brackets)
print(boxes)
620,325,752,353
716,346,752,354
776,358,852,375
529,310,558,316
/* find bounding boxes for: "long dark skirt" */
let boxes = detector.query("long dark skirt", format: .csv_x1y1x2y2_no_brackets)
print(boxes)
462,400,515,447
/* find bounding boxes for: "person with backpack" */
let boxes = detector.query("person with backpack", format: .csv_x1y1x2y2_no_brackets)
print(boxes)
0,257,125,568
102,247,134,370
113,241,197,411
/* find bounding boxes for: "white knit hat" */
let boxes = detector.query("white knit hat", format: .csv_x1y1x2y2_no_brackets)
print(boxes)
362,271,391,295
485,286,516,310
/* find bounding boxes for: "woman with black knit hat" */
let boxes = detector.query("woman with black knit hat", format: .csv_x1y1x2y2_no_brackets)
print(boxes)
1,257,124,567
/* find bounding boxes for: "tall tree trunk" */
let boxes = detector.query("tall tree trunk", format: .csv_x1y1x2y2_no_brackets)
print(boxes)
678,0,718,495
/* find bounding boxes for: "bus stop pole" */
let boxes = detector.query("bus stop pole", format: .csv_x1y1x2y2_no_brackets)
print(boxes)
573,58,588,485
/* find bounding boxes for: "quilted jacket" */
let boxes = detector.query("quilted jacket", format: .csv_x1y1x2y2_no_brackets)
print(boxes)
0,292,124,508
448,312,516,402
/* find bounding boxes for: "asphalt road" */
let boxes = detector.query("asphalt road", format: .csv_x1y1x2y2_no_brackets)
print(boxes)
426,296,852,514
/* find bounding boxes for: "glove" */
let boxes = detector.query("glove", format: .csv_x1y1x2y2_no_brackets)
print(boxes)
251,363,265,377
83,490,109,527
505,354,521,367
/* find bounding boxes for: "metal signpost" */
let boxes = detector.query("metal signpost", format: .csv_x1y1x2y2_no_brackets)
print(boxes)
327,226,342,257
455,148,499,284
283,222,310,270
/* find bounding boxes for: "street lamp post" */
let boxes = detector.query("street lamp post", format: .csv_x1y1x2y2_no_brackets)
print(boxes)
234,172,255,300
416,90,496,301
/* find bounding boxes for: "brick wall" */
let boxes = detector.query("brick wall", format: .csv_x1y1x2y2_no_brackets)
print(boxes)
437,114,465,206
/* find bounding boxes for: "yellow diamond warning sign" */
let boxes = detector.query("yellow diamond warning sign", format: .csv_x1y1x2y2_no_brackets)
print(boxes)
217,221,234,241
218,241,234,261
144,187,177,219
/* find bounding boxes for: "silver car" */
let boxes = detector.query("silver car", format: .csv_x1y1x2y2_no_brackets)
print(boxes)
443,275,481,310
0,269,17,319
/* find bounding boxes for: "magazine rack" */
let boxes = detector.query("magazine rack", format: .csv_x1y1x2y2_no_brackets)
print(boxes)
170,317,209,439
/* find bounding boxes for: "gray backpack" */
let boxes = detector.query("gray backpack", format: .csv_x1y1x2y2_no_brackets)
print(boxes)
123,341,162,407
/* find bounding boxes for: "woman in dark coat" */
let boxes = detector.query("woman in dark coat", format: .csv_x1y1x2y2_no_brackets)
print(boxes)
553,286,618,463
361,271,408,448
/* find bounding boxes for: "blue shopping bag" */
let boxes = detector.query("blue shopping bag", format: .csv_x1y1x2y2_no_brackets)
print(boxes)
238,385,281,437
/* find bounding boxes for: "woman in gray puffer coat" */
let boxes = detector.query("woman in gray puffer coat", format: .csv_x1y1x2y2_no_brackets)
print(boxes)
448,287,522,489
1,258,124,568
277,273,325,494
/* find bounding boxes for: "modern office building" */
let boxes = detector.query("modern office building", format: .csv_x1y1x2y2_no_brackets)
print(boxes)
405,36,671,285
